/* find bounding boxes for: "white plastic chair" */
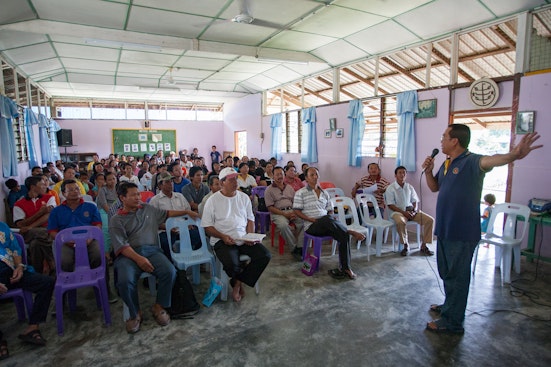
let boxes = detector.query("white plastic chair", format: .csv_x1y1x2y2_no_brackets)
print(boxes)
356,193,395,257
325,187,346,198
166,216,215,285
473,202,531,284
330,196,371,260
82,194,95,203
383,192,422,252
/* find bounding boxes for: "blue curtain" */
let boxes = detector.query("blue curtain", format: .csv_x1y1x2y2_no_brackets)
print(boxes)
49,119,61,161
347,100,365,167
396,91,418,171
301,107,317,163
270,113,283,160
38,114,53,164
24,108,40,168
0,96,20,177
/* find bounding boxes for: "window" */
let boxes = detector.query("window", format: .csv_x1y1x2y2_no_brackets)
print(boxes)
13,114,28,162
361,96,397,158
280,110,302,154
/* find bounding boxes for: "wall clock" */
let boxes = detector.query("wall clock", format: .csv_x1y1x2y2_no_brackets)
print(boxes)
469,77,499,108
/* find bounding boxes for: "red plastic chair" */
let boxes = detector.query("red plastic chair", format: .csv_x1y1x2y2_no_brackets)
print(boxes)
53,226,112,335
319,181,336,189
140,191,155,203
0,232,34,321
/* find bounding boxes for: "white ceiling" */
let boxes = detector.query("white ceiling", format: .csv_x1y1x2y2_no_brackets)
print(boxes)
0,0,548,104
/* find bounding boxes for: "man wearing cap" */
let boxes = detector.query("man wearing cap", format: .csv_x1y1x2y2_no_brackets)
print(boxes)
149,172,199,259
201,167,272,302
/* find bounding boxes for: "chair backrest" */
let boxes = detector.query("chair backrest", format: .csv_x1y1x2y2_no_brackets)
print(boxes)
13,233,28,264
251,185,267,199
356,193,385,224
319,181,336,189
140,191,154,203
331,196,362,227
326,187,346,198
165,216,210,258
82,194,94,202
486,203,531,242
54,226,106,278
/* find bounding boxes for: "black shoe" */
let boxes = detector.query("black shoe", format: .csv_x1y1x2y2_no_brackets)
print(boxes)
292,248,303,261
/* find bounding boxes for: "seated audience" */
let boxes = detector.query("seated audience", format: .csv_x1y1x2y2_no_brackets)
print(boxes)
201,168,271,302
181,166,210,212
0,222,54,348
351,163,390,216
169,163,190,193
293,167,365,280
283,165,305,192
5,178,27,209
198,175,220,217
236,162,257,195
52,166,87,198
385,166,434,256
119,163,140,188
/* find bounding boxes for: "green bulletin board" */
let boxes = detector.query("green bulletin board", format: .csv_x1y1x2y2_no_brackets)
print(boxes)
112,129,177,156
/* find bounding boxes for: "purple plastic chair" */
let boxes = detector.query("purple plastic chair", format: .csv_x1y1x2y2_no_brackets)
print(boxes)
302,233,335,272
251,186,270,234
53,226,112,335
0,233,34,321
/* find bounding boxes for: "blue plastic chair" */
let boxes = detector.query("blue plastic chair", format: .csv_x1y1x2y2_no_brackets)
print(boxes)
53,226,112,335
0,233,34,321
166,216,215,285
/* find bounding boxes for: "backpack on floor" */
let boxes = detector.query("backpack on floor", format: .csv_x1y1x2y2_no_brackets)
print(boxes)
170,269,200,318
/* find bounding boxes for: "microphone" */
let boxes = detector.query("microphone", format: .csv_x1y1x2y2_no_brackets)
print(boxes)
422,148,439,173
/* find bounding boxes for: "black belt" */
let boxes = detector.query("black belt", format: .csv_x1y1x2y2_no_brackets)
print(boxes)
280,207,294,211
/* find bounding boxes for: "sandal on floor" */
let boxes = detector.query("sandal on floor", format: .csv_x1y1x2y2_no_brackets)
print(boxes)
420,246,434,256
328,268,346,280
151,305,171,326
429,304,443,314
400,248,408,256
0,340,9,360
343,269,357,280
426,319,464,335
18,329,46,346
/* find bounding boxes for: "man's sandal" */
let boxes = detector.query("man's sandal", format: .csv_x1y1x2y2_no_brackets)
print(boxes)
429,304,443,314
18,330,46,346
420,246,434,256
151,305,171,326
426,319,464,335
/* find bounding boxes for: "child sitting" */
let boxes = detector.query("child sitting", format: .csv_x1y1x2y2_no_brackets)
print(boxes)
5,179,27,209
481,193,496,247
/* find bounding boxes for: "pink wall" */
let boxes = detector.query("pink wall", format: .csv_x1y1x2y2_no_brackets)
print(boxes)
55,119,225,167
224,94,265,159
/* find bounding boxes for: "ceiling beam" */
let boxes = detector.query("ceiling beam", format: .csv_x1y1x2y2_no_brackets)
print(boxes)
380,57,425,87
341,67,390,95
0,19,324,63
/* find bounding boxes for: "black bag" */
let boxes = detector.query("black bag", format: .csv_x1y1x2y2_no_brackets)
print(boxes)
170,269,200,318
257,197,268,212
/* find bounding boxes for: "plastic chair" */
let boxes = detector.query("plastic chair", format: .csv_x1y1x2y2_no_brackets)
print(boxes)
82,194,94,203
325,187,346,198
330,197,370,260
473,203,530,284
384,192,421,252
166,216,215,285
216,256,259,301
251,186,270,234
302,233,335,272
319,182,336,189
270,221,296,255
0,233,34,321
140,191,154,203
356,193,395,258
53,226,111,335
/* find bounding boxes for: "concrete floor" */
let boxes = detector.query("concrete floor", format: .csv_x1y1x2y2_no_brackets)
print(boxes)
1,238,551,367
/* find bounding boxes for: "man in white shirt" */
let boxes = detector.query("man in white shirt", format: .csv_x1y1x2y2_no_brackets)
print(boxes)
201,167,271,302
385,166,434,256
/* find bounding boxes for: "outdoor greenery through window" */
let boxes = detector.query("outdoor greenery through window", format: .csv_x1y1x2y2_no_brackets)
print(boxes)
280,110,302,154
361,96,397,158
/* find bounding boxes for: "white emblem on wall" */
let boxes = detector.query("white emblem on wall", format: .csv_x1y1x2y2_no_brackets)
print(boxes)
469,77,500,109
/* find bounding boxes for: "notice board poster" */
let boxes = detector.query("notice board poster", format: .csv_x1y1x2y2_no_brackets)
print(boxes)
112,129,176,157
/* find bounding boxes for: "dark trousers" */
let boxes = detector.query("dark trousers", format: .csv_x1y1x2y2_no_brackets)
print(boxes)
213,240,271,288
22,227,54,275
306,215,352,271
0,262,54,325
436,239,478,331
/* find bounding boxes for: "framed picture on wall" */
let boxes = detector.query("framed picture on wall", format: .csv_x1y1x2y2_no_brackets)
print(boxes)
324,129,332,138
516,111,535,134
416,99,437,118
335,128,344,138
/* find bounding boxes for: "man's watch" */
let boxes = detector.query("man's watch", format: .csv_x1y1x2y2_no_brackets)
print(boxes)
17,263,27,270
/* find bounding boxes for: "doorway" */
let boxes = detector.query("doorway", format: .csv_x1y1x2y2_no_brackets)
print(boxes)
235,131,247,158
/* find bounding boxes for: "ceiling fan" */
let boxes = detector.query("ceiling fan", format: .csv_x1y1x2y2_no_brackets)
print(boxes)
228,0,284,29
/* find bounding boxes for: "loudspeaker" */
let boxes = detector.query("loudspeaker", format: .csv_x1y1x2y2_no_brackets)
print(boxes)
56,129,73,147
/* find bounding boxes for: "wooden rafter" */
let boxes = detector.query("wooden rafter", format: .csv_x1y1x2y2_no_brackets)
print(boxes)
491,25,516,48
431,47,475,82
380,57,425,87
341,67,390,95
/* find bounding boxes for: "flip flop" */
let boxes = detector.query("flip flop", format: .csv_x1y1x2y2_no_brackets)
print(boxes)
18,329,46,346
151,305,171,326
328,268,346,279
426,319,464,335
429,304,443,314
0,340,9,360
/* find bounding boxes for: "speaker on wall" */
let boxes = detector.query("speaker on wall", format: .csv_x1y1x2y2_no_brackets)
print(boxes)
56,129,73,147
